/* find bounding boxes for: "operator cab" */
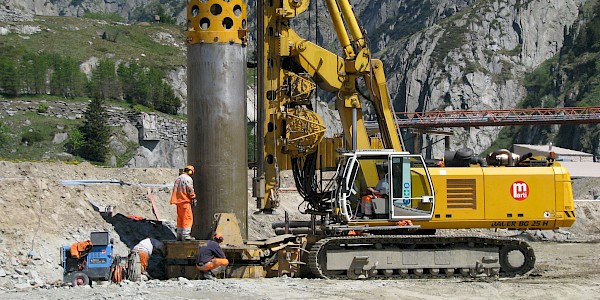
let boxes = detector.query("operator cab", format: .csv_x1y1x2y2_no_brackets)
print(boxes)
334,150,435,222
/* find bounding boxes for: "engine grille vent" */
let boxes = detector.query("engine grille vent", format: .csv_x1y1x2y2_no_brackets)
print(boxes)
446,179,476,209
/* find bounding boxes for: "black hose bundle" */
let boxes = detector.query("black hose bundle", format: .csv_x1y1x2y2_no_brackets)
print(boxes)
291,152,333,213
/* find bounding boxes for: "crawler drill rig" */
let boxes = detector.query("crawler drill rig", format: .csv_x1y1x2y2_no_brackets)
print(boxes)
253,0,575,279
176,0,575,279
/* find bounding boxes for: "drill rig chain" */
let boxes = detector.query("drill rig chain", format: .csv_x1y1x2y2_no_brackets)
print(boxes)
498,240,536,277
308,234,536,280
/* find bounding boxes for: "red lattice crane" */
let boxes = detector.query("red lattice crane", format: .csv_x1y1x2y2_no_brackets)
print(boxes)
394,106,600,128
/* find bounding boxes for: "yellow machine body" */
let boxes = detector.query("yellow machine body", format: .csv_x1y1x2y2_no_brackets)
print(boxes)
254,0,576,233
418,164,574,229
425,164,575,229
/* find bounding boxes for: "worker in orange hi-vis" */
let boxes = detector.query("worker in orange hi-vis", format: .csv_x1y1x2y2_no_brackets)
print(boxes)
170,165,197,241
131,237,165,275
360,167,389,219
196,233,229,280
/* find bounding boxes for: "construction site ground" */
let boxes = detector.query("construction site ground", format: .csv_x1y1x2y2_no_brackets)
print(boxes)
0,161,599,299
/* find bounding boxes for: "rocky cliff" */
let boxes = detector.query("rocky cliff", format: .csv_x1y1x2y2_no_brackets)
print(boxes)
0,0,185,23
366,0,585,157
0,0,591,160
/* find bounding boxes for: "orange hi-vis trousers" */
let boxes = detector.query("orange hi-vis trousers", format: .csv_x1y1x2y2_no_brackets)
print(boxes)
176,202,193,229
138,251,149,272
197,258,229,271
361,195,377,215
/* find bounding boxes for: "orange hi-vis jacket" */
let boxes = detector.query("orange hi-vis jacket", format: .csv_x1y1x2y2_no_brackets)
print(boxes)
70,240,93,259
170,173,196,204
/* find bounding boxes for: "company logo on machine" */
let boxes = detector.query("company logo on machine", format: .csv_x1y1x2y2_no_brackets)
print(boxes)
510,181,529,201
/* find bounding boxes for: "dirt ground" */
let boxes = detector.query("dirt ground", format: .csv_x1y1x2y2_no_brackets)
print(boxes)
0,161,599,299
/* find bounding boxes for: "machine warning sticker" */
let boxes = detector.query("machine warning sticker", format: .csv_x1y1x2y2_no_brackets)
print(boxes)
510,181,529,201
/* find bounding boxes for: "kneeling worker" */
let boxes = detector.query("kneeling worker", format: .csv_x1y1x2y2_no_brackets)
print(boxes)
196,233,229,279
131,237,166,275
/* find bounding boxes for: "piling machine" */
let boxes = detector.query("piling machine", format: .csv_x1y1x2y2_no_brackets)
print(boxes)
167,0,576,279
251,0,575,278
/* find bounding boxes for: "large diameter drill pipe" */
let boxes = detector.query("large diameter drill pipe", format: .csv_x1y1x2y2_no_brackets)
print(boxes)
186,0,248,239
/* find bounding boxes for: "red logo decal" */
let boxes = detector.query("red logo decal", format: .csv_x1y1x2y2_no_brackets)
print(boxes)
510,181,529,201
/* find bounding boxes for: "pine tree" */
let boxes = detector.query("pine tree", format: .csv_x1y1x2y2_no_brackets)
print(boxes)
50,54,68,97
0,121,8,148
80,97,111,163
50,54,85,98
118,61,148,104
22,52,50,95
64,57,86,97
155,81,180,115
0,56,20,97
89,59,121,100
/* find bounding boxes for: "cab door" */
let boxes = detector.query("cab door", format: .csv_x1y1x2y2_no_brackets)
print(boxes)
389,154,435,220
335,155,359,221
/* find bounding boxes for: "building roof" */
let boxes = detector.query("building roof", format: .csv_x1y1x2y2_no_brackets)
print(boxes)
558,161,600,178
513,144,593,157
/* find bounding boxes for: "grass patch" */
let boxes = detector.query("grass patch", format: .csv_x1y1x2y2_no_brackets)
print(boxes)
0,112,83,161
82,12,126,23
0,15,186,68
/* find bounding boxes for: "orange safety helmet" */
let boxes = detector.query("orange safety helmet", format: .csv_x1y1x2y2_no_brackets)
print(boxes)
214,233,224,242
184,165,195,176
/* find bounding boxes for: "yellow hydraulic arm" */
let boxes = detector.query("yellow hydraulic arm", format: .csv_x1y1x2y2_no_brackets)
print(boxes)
256,0,403,211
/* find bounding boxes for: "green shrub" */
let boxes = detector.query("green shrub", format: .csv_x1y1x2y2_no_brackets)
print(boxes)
0,122,8,147
130,104,149,112
21,131,45,145
65,128,85,155
37,103,49,113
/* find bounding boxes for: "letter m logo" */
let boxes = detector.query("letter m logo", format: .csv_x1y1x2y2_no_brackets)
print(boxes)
510,181,529,201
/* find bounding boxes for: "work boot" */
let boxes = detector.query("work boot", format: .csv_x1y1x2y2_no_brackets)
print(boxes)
201,271,214,280
182,234,195,241
176,232,183,241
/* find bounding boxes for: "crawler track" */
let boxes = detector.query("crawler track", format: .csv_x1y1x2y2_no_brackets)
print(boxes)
308,234,535,279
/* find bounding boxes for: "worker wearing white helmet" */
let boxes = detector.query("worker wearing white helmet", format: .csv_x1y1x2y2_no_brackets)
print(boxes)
131,237,165,275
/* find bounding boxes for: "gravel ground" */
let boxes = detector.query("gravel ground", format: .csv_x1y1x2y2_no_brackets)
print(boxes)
3,241,600,300
0,161,599,299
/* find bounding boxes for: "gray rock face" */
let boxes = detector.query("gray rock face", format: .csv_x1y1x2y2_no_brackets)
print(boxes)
376,0,584,156
125,140,186,168
355,0,476,53
2,0,156,21
166,67,187,115
122,122,139,143
0,6,33,22
52,132,69,144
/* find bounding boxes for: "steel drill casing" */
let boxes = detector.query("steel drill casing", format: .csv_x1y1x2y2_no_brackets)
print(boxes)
186,0,248,239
